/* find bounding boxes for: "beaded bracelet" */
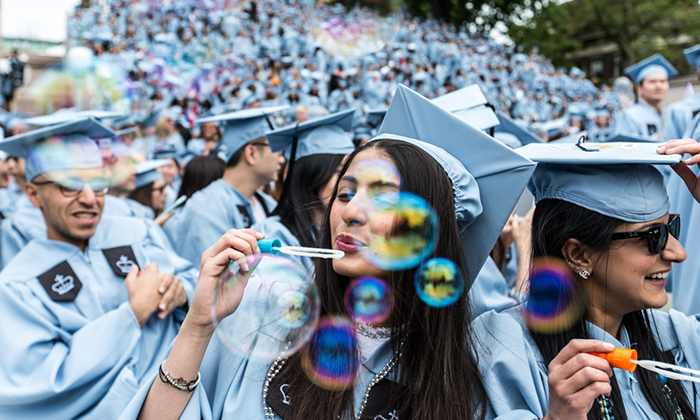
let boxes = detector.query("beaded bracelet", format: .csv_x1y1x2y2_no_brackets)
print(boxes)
158,360,201,392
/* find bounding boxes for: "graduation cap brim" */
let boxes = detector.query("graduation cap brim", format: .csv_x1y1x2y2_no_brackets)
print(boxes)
195,105,290,125
495,112,543,145
452,106,499,131
266,109,355,155
377,85,536,285
516,142,682,165
24,108,78,126
683,44,700,68
0,117,115,158
431,85,487,112
366,108,388,127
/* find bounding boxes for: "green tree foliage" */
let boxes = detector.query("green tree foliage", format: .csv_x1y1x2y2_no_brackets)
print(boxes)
404,0,533,32
508,0,700,73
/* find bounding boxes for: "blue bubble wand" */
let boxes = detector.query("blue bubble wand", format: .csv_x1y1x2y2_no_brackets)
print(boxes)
258,239,345,260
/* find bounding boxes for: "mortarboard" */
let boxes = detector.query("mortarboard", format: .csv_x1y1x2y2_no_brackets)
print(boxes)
266,109,355,161
0,117,114,185
375,85,536,284
134,159,169,188
625,54,678,84
196,105,289,163
431,85,499,131
683,44,700,70
495,111,543,145
519,141,681,222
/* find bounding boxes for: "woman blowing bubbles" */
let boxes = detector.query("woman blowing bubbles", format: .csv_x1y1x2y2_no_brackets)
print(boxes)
475,140,700,420
119,86,536,420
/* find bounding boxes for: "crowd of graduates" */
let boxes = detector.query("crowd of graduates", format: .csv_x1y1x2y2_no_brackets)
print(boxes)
1,0,700,419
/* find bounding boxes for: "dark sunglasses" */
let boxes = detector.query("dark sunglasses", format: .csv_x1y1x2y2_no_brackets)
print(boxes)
610,214,680,254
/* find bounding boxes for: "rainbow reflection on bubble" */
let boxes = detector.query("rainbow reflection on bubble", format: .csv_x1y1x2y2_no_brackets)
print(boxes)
212,253,320,362
344,277,393,324
302,0,404,58
414,258,463,307
353,159,403,209
302,316,359,391
523,258,586,334
26,136,113,191
357,192,439,271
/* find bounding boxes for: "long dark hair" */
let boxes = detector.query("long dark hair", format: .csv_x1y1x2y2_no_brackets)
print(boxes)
177,155,225,199
129,182,155,213
530,198,696,420
272,153,345,248
276,139,488,420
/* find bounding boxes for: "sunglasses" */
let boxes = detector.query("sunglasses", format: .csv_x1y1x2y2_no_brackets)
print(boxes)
610,214,680,254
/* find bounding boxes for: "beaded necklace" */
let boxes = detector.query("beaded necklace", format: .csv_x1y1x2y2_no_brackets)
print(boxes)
595,375,684,420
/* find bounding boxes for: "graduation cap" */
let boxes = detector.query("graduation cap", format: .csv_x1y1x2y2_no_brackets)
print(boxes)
683,44,700,70
375,85,536,284
625,54,678,84
366,108,388,128
115,127,138,137
134,159,169,189
431,85,499,131
266,109,355,161
196,105,289,163
495,111,543,145
0,117,115,185
519,142,681,222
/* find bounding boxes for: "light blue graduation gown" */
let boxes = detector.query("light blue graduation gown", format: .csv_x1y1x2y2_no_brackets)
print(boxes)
474,307,700,419
612,101,665,141
663,94,700,141
109,195,156,220
0,215,198,420
469,256,517,318
119,300,402,420
163,179,277,267
666,115,700,312
251,215,314,274
0,188,16,218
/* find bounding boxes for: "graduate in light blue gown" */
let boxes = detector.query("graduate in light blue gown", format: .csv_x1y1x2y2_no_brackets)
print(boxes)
663,45,700,142
475,142,700,420
120,85,535,420
252,109,355,274
658,46,700,312
163,106,285,267
128,159,171,220
0,118,198,420
613,54,678,141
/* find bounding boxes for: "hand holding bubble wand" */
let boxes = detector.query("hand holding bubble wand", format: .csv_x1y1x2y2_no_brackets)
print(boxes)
591,348,700,383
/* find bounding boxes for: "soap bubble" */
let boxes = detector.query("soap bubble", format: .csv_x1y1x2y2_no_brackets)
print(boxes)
24,48,128,116
524,258,586,334
344,277,393,324
356,192,438,271
301,0,405,59
414,258,464,307
212,253,320,362
26,136,113,192
302,316,359,390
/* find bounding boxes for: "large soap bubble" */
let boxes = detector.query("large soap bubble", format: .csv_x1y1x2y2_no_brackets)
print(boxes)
414,258,464,307
301,0,405,59
212,253,320,362
302,316,359,390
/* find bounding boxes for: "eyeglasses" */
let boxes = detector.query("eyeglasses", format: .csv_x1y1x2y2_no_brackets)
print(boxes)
610,214,680,254
153,184,167,193
33,180,110,198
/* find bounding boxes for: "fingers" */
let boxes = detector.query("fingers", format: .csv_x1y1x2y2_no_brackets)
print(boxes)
158,273,176,295
155,212,175,227
658,140,700,164
203,229,264,261
551,352,613,384
158,281,186,319
124,264,139,283
550,339,614,371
